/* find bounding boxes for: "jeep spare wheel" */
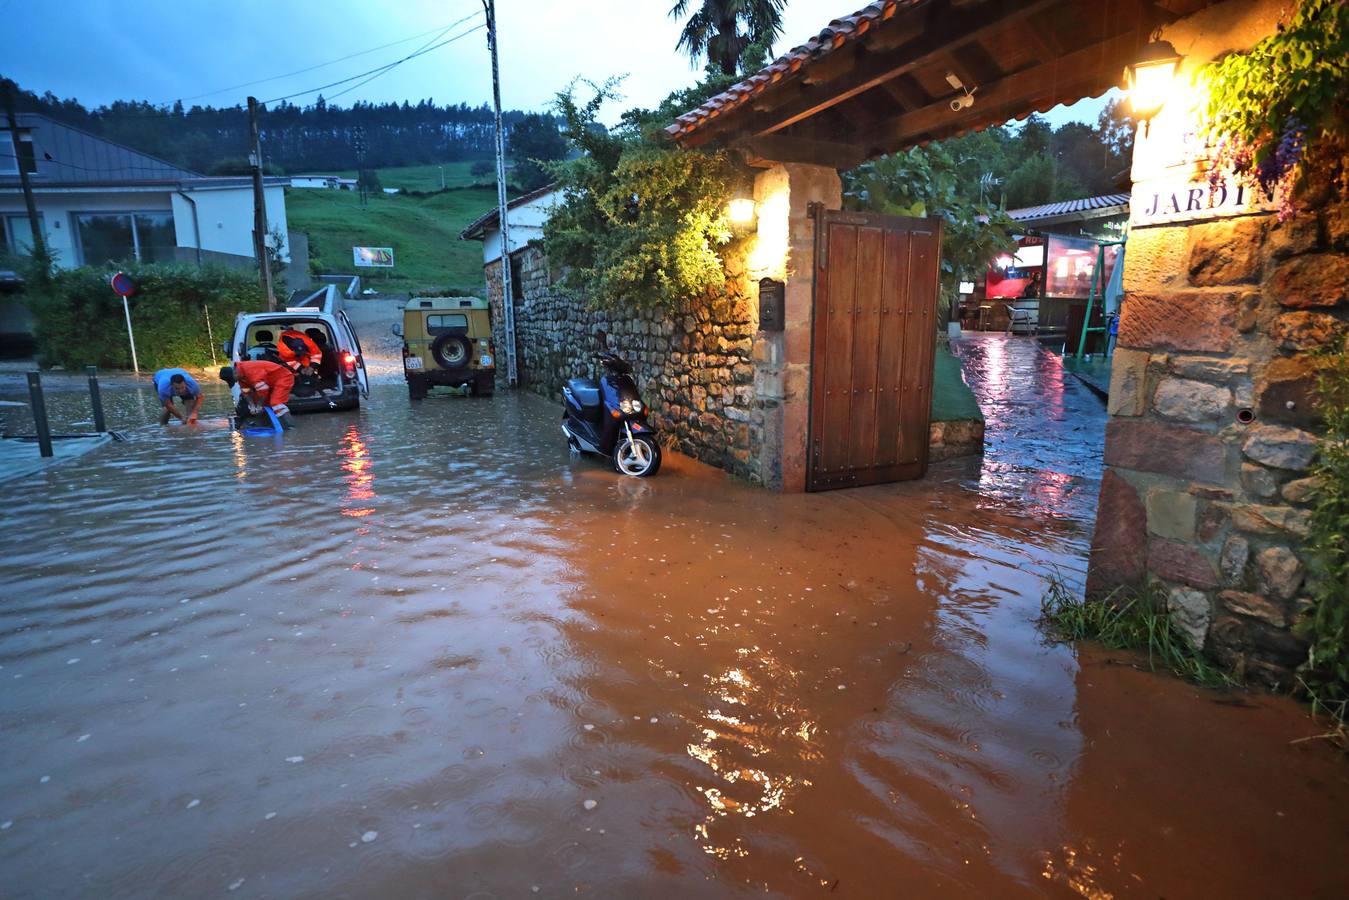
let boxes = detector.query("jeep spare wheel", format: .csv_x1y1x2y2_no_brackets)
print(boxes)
430,334,471,368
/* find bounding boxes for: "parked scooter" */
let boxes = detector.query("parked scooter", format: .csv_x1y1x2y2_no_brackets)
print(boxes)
561,351,662,477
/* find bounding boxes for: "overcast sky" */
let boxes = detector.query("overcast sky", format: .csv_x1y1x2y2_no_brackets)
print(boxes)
4,0,1113,128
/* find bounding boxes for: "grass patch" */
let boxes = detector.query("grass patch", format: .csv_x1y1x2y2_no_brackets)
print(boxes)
303,161,494,192
1039,577,1238,690
931,344,983,423
286,183,500,294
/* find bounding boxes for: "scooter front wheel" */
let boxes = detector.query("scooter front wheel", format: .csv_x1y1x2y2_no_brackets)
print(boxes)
613,434,662,477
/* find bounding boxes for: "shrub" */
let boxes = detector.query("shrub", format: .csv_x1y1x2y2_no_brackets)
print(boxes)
542,78,749,311
30,264,266,370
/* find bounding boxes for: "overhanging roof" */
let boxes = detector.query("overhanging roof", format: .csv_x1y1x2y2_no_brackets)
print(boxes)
0,112,287,192
1006,192,1130,225
666,0,1213,167
459,183,559,241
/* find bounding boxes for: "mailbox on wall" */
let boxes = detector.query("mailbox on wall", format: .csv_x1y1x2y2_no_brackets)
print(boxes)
759,278,785,331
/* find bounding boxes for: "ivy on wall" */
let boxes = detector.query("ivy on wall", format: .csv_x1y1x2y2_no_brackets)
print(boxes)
1203,0,1349,219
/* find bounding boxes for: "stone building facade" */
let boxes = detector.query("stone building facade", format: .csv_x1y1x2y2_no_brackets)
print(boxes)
1088,0,1346,685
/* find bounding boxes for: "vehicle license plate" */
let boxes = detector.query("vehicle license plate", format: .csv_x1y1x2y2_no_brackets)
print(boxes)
405,357,423,370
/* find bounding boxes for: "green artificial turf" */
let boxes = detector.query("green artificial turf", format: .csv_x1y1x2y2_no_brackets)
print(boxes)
931,344,984,423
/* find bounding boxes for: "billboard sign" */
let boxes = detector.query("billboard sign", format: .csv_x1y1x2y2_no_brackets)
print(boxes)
353,246,394,268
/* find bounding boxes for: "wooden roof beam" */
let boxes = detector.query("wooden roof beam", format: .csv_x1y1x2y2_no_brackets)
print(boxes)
880,74,931,112
683,0,1065,147
740,134,868,170
858,27,1140,151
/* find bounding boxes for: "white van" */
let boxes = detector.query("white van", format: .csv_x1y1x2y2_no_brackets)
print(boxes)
222,300,370,414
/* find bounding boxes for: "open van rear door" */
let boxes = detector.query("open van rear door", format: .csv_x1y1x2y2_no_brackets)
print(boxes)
338,310,370,398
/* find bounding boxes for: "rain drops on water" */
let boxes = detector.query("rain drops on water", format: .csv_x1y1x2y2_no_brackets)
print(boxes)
286,756,305,764
583,799,598,811
361,830,378,843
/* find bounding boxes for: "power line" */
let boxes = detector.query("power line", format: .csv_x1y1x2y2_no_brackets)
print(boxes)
258,18,484,106
165,17,478,105
79,13,484,122
324,19,476,103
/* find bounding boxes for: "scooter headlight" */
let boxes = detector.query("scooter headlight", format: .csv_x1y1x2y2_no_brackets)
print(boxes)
619,399,634,414
631,400,643,412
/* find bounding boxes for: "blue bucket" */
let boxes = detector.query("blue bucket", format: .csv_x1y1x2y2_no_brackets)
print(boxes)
241,407,283,436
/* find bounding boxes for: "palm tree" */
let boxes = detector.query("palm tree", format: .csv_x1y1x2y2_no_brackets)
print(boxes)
669,0,787,76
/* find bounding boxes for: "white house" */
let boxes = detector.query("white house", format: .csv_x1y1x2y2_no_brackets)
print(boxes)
290,175,339,189
459,184,561,265
1,113,290,271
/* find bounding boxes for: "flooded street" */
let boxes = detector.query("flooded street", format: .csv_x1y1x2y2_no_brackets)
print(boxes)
2,338,1346,898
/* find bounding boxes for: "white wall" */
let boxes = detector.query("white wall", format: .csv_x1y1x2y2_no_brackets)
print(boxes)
171,185,289,261
0,189,172,268
291,176,333,188
481,190,560,265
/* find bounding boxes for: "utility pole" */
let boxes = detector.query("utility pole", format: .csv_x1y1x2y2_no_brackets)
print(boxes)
354,126,368,209
247,96,276,311
484,0,517,386
3,83,48,268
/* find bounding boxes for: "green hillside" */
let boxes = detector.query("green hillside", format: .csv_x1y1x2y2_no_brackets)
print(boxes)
324,161,495,192
286,169,506,294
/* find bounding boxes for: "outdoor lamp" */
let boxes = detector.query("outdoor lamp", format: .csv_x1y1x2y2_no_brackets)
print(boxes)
728,195,757,225
1125,40,1182,123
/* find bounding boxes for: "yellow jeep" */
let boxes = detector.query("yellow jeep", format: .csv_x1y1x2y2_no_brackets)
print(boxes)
394,297,496,399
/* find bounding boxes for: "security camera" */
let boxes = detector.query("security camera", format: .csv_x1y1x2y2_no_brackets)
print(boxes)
950,92,975,112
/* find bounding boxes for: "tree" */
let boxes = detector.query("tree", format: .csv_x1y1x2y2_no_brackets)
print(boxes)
669,0,786,76
509,113,568,191
542,78,748,310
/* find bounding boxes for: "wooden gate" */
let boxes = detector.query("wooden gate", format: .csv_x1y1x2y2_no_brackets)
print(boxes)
807,210,943,492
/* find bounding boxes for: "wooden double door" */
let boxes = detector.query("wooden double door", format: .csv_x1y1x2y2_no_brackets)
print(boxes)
807,210,943,492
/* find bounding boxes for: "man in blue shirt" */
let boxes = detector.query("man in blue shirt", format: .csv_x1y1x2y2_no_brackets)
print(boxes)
153,368,203,426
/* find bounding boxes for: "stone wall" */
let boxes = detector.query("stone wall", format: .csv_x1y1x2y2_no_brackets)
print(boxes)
1090,196,1347,686
1087,0,1345,687
484,245,773,484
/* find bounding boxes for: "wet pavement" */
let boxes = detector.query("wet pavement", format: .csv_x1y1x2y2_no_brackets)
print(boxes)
2,336,1347,898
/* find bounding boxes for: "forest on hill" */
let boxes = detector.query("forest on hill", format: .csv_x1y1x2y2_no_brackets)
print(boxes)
3,78,561,178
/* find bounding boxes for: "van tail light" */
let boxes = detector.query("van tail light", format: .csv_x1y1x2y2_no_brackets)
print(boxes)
342,351,357,378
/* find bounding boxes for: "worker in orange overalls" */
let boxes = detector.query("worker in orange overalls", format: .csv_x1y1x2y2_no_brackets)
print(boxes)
277,326,322,375
220,359,295,428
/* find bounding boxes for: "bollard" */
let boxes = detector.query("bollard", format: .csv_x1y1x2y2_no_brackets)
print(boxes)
86,366,107,433
26,371,53,459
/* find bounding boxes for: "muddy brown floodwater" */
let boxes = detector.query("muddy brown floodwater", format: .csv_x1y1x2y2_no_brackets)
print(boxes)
2,336,1346,898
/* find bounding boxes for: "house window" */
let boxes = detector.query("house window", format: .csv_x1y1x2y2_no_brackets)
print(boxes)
0,131,37,175
3,213,45,254
75,212,175,265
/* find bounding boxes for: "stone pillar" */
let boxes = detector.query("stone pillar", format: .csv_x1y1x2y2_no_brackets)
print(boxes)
748,162,842,491
1088,0,1345,685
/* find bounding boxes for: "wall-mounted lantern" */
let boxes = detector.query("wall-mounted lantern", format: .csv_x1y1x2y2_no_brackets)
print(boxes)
1124,40,1183,124
728,194,757,226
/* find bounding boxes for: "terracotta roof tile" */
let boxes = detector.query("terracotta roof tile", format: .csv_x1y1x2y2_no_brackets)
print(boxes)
665,1,918,141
